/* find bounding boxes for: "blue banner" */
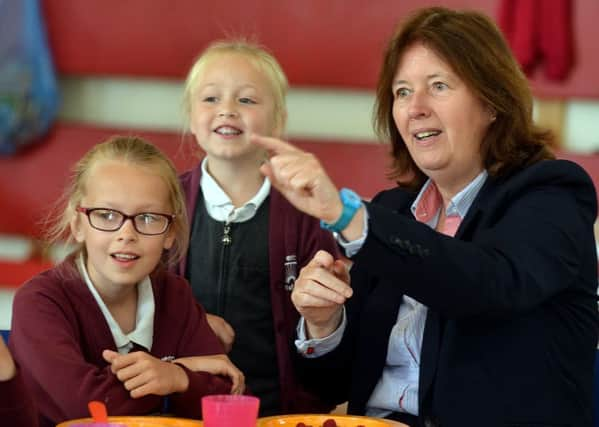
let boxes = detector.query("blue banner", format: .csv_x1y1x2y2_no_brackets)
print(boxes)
0,0,60,155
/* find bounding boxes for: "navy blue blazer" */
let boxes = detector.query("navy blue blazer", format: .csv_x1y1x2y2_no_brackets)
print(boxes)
297,160,599,427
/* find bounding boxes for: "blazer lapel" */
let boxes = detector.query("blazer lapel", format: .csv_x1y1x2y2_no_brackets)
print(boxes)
454,175,497,239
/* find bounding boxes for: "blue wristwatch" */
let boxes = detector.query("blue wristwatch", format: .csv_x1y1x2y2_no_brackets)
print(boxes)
320,188,362,233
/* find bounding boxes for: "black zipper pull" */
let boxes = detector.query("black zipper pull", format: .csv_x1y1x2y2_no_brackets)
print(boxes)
222,223,232,245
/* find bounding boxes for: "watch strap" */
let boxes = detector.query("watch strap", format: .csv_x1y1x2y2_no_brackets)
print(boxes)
320,188,361,233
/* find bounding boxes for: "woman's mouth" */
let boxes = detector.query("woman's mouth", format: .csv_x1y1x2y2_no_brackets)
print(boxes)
414,130,442,141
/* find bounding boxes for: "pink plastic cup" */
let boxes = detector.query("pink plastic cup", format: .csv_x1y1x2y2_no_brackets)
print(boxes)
201,395,260,427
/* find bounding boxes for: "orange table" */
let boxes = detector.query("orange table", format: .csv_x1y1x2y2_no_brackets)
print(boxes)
57,415,407,427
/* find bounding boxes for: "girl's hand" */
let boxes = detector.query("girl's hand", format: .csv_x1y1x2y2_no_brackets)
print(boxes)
291,250,353,339
205,314,235,353
102,350,189,398
251,134,343,224
0,338,16,381
173,355,245,395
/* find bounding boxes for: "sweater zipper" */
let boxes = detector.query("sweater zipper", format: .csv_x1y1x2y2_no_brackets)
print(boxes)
222,222,232,245
217,221,231,315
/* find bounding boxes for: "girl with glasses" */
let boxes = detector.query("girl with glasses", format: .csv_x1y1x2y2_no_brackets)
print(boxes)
8,136,244,427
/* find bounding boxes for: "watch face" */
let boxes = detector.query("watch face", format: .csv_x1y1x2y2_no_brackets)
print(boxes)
341,188,361,207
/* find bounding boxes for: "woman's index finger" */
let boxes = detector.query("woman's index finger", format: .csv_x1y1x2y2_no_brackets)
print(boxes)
250,133,298,155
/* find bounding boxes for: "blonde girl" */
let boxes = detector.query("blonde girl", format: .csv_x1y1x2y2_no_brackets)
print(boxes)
176,40,339,416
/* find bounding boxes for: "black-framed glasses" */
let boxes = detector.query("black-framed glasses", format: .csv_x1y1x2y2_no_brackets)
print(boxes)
76,206,175,236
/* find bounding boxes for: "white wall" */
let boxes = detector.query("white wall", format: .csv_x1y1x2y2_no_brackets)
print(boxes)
59,77,599,152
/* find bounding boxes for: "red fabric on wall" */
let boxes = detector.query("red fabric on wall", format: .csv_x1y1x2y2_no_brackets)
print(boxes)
498,0,573,81
498,0,538,75
538,0,573,80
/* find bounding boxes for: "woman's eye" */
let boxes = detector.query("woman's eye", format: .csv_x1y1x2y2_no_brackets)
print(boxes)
202,96,218,103
432,82,448,91
395,87,411,99
239,97,256,105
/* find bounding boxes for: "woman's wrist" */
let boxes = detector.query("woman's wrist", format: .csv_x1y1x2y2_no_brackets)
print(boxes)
322,198,344,225
305,309,344,339
339,205,365,241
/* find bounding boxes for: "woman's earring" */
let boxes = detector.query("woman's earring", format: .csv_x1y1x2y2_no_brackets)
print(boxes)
487,106,497,123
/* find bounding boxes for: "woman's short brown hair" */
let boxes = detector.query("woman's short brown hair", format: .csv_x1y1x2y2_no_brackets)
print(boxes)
374,6,554,189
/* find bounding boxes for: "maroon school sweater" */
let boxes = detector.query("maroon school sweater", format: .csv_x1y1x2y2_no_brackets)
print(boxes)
0,371,38,427
178,164,340,413
9,260,230,427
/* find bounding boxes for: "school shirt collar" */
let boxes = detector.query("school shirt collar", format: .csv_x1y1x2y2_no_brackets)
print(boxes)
200,157,271,223
76,253,155,354
411,170,488,227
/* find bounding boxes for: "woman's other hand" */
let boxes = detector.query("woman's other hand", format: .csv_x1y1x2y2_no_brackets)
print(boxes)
173,354,245,395
292,250,353,339
205,313,235,353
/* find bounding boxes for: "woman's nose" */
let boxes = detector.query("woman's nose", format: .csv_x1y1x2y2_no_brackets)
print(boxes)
407,91,431,120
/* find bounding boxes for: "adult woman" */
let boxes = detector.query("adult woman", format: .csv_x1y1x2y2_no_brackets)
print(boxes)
253,6,598,427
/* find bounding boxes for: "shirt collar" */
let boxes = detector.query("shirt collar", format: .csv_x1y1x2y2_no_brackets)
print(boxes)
200,157,271,223
77,253,155,354
411,170,488,227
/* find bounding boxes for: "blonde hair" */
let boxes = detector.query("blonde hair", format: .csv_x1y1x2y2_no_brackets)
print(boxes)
182,39,288,133
46,136,189,267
